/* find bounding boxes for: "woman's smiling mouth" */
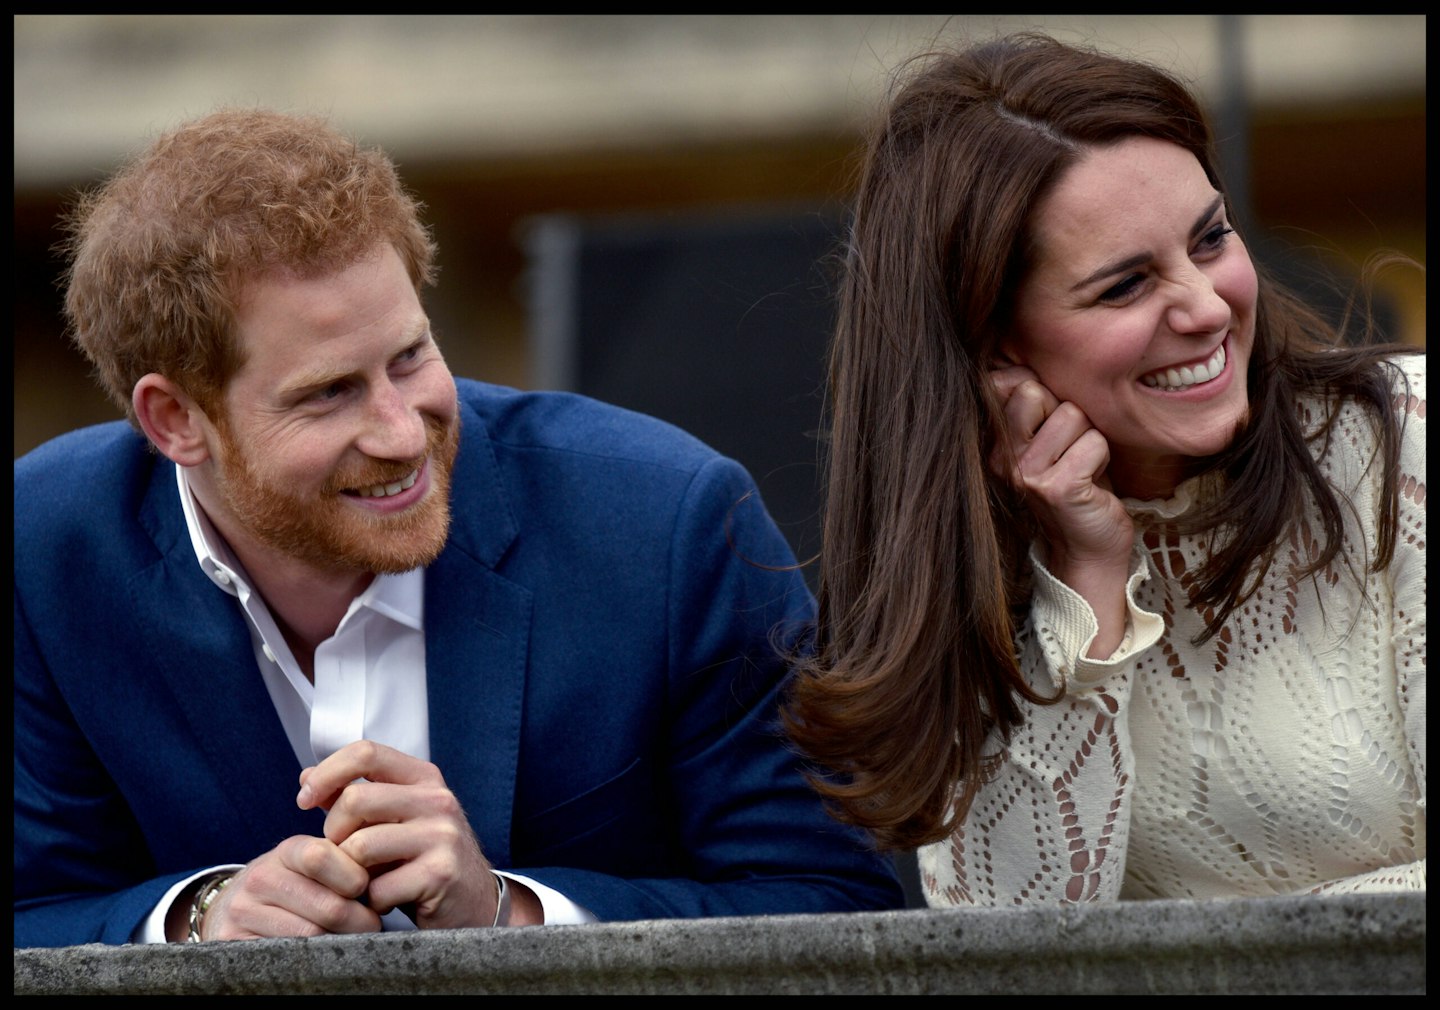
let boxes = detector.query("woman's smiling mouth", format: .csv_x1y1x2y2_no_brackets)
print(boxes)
1140,341,1227,391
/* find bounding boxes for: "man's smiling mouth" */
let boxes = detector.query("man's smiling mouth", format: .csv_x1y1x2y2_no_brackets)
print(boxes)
347,468,420,498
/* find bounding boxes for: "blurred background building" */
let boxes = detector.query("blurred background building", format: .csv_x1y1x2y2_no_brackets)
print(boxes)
15,15,1425,494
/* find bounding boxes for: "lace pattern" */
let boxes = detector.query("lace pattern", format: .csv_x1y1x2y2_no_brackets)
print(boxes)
920,355,1427,903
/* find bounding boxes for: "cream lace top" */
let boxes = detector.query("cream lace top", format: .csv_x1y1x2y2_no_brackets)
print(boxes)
920,354,1426,903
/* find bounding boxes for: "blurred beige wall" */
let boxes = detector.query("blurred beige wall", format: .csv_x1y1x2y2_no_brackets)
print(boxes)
14,15,1426,457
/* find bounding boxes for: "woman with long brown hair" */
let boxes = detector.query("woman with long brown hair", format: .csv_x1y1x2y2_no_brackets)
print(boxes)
786,33,1425,902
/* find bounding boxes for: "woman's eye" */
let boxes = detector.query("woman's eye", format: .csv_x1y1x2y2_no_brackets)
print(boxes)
1099,274,1144,305
1198,225,1235,252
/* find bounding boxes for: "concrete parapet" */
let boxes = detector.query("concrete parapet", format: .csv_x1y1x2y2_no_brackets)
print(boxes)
14,892,1425,995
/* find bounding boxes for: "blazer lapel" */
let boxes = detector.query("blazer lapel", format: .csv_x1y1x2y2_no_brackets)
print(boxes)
423,401,530,869
132,463,324,856
424,556,531,870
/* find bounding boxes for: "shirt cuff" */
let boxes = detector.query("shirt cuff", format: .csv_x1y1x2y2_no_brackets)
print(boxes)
1029,542,1164,687
497,871,598,925
133,864,246,944
377,872,598,929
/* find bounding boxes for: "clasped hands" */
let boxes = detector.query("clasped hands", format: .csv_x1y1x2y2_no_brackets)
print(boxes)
196,740,499,941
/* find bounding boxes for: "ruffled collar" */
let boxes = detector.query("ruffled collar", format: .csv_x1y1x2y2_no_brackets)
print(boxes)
1120,471,1224,521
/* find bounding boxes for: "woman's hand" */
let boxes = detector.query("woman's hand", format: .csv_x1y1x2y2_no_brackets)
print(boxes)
989,365,1134,658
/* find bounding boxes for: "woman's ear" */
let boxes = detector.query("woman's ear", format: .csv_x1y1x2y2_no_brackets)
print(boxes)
992,340,1023,368
132,374,216,467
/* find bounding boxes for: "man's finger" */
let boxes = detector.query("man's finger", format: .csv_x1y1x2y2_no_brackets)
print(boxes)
298,739,440,810
275,835,372,899
321,780,457,844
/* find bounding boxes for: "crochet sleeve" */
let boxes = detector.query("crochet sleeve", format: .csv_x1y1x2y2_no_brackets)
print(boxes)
918,544,1163,905
1314,354,1427,895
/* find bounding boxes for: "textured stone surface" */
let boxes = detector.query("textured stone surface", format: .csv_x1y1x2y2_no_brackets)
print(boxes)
14,893,1425,995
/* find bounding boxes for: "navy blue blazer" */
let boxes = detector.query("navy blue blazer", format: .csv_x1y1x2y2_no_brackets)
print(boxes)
14,379,901,947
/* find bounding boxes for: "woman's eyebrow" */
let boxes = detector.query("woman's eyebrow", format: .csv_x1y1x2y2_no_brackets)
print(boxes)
1069,194,1227,292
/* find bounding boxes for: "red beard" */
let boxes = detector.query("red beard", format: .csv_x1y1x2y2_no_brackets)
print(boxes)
212,410,460,576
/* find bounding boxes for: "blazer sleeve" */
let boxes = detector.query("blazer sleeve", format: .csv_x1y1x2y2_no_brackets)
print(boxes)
13,435,322,949
13,588,197,947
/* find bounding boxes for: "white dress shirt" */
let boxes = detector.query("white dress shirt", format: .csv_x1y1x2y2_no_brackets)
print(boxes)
133,465,593,941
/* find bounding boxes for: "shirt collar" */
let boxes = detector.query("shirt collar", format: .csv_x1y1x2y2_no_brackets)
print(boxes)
176,463,246,596
175,463,423,628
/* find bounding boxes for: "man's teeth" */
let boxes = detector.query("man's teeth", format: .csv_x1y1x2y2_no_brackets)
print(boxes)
352,469,419,498
1141,344,1226,390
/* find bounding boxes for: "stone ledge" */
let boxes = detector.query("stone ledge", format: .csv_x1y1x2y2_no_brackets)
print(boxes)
14,892,1425,995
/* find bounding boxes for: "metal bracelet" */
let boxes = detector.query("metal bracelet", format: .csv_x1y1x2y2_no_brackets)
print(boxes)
490,871,511,928
186,872,234,943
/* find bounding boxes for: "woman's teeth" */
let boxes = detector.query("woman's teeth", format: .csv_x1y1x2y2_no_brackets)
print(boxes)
353,469,419,498
1141,343,1226,390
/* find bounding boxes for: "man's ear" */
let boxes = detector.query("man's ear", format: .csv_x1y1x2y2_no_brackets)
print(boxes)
132,374,215,467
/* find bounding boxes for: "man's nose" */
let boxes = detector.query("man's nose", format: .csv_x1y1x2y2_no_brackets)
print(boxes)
356,380,427,461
